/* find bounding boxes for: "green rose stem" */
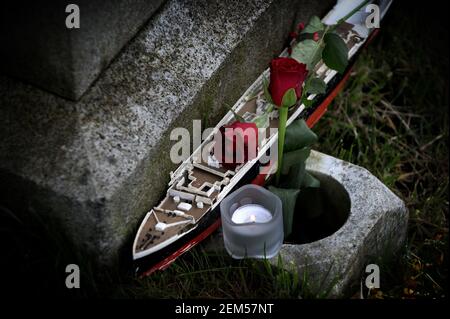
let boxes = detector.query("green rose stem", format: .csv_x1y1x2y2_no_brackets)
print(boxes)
299,0,371,104
329,0,371,32
276,105,289,185
338,0,370,25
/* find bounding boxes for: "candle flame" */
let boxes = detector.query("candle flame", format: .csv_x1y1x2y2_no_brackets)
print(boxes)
250,214,256,223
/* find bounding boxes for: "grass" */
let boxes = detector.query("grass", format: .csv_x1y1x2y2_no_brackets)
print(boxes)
0,2,448,299
117,252,306,299
115,250,340,299
313,3,448,298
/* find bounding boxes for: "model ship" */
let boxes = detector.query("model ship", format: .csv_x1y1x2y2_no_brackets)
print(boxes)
133,0,393,275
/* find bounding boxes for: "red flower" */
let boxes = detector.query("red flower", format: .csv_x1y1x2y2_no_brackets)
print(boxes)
297,22,305,32
289,31,298,39
269,57,308,107
214,121,259,169
313,32,320,41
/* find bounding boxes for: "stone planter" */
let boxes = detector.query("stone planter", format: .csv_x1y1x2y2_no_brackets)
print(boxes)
271,150,408,297
284,170,351,245
203,150,408,297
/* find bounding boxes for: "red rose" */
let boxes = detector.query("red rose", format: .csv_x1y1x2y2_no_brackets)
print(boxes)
269,57,308,107
289,31,298,39
313,32,320,42
297,22,305,32
214,121,258,169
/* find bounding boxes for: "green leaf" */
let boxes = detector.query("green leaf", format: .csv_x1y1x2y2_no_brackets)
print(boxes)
263,77,273,104
268,186,300,238
301,96,314,108
305,77,327,95
225,104,246,123
291,39,323,71
302,171,321,188
284,119,318,152
252,113,269,128
245,93,259,101
276,106,289,185
281,88,297,108
281,148,310,175
281,161,306,189
323,33,348,74
281,154,320,189
301,16,325,34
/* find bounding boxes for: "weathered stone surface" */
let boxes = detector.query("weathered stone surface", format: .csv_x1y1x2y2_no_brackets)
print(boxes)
202,151,408,298
0,0,334,266
1,0,166,100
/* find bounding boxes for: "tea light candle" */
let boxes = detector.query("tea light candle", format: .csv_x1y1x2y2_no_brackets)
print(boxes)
231,204,272,224
220,185,283,259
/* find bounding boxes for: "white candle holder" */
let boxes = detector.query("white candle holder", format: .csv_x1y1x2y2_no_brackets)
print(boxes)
220,184,283,259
